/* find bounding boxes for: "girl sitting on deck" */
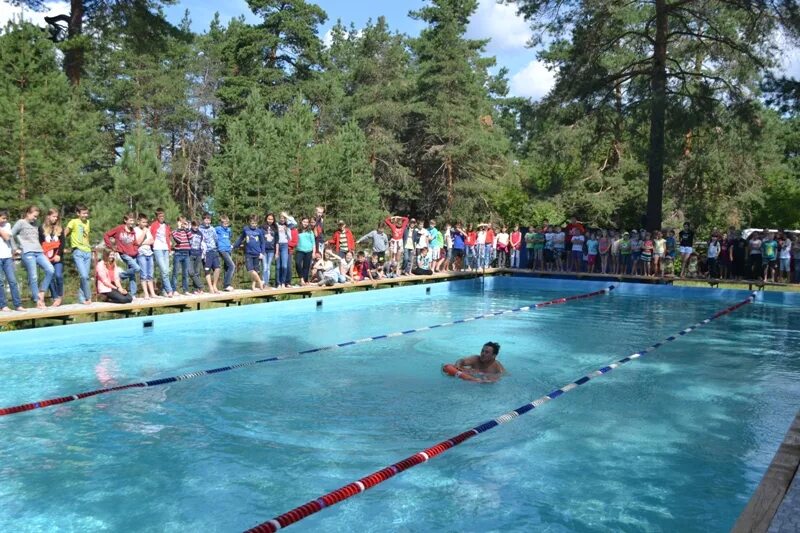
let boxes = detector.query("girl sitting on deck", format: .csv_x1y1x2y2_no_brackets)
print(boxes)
96,249,133,304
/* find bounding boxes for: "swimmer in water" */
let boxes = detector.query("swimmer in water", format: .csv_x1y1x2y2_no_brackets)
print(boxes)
453,342,505,381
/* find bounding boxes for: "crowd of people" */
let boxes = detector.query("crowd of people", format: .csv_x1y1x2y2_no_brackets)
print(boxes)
1,204,799,311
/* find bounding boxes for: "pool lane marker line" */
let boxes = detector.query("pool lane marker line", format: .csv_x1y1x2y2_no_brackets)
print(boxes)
0,286,614,418
244,292,757,533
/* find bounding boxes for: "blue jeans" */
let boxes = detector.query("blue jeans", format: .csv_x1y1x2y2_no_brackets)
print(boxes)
0,257,22,308
277,243,291,285
262,250,275,286
118,253,141,295
137,254,154,281
220,251,235,288
153,249,173,294
21,252,55,302
49,261,64,298
465,245,476,269
73,249,92,303
171,251,190,293
403,248,414,273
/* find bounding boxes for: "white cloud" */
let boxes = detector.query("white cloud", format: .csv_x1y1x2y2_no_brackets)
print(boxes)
0,1,70,28
467,0,532,53
510,59,555,100
322,27,334,48
776,32,800,80
321,26,362,49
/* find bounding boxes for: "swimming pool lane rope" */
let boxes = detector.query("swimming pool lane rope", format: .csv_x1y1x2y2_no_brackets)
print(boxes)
244,292,757,533
0,286,615,417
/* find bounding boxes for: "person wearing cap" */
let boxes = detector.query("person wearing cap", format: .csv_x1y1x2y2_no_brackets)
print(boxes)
452,342,506,381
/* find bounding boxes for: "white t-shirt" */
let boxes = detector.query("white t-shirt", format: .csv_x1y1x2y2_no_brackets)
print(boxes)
135,227,154,256
707,241,720,259
476,231,486,245
554,232,566,249
571,234,585,252
153,223,169,251
496,232,509,246
0,222,12,259
780,239,792,259
416,229,429,249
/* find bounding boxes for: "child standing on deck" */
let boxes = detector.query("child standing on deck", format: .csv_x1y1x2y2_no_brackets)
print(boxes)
586,232,599,273
40,208,64,306
619,232,632,274
629,231,642,275
510,225,522,269
778,235,792,283
216,215,236,292
150,208,174,297
665,230,677,266
295,217,315,286
653,231,666,277
134,214,157,299
570,228,585,273
641,232,654,276
199,213,220,293
171,217,191,295
0,209,23,311
610,231,620,274
233,214,267,290
598,230,610,274
64,205,93,305
707,234,721,279
553,226,566,272
495,226,510,268
188,220,205,293
13,206,55,308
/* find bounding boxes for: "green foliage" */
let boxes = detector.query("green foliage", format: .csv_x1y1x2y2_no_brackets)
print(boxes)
106,125,178,229
1,0,798,246
0,21,108,214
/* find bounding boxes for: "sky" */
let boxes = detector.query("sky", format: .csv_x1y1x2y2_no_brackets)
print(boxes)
1,0,798,101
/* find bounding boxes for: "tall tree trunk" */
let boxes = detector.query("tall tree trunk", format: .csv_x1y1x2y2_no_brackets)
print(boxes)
18,99,27,200
65,0,84,85
646,0,668,231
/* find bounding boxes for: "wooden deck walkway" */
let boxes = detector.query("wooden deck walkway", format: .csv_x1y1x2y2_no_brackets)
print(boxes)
732,410,800,533
503,268,792,291
0,269,495,328
1,267,793,329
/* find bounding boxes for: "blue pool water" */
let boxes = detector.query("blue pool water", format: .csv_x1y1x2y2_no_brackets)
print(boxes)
1,278,799,532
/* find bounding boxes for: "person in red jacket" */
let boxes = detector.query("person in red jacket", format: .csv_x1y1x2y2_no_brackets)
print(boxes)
385,215,409,265
485,224,496,267
465,224,478,270
329,221,355,258
103,212,140,296
510,225,522,268
564,216,585,271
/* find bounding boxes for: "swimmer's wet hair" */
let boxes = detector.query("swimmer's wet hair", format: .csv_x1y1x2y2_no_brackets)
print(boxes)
484,341,500,355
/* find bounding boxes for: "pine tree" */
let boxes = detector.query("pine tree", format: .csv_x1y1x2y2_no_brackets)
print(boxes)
0,21,108,213
312,121,384,232
210,90,278,223
349,17,417,213
108,125,178,226
408,0,513,219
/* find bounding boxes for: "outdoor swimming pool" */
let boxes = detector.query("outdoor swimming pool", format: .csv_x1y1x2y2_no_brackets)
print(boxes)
1,277,799,532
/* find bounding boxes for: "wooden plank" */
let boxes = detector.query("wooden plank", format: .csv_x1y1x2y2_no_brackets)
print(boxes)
0,269,495,328
732,411,800,533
